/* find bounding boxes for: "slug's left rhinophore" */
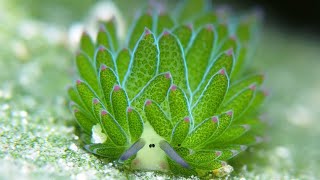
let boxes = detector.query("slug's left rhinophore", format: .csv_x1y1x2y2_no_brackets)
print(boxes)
118,138,146,162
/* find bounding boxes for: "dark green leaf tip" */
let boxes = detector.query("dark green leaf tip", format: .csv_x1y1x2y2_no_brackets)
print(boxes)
76,79,83,85
100,64,107,71
249,83,257,90
221,161,227,166
230,35,237,41
219,68,226,75
127,107,133,113
212,116,219,123
93,98,99,105
226,110,233,116
98,24,106,32
113,84,121,91
81,31,89,37
186,23,193,30
226,48,233,56
144,27,152,36
101,110,108,116
206,24,214,31
165,72,172,79
241,145,248,151
145,99,152,106
231,150,239,156
170,84,177,91
216,151,222,157
184,116,190,123
162,30,170,36
242,124,251,131
98,45,106,51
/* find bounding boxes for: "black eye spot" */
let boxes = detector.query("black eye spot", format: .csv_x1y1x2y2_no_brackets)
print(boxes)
149,144,156,148
178,144,181,147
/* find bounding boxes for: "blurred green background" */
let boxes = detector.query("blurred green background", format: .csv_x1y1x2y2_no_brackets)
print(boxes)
0,0,319,179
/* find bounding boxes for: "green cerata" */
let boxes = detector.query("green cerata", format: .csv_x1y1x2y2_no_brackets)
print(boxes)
67,0,267,177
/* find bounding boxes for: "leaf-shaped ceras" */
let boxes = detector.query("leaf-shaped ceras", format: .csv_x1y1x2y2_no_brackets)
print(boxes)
158,31,189,96
124,28,158,100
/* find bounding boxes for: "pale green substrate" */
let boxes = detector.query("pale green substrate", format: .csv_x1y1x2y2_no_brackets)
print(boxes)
1,0,320,179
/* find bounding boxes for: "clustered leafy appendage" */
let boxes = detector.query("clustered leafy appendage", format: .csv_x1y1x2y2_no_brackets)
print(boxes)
68,0,267,177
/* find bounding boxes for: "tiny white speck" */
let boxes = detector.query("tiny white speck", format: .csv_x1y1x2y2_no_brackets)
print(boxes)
74,135,79,140
69,143,78,152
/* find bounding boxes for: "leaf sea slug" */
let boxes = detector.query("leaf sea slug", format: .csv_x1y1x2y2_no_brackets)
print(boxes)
68,0,267,177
